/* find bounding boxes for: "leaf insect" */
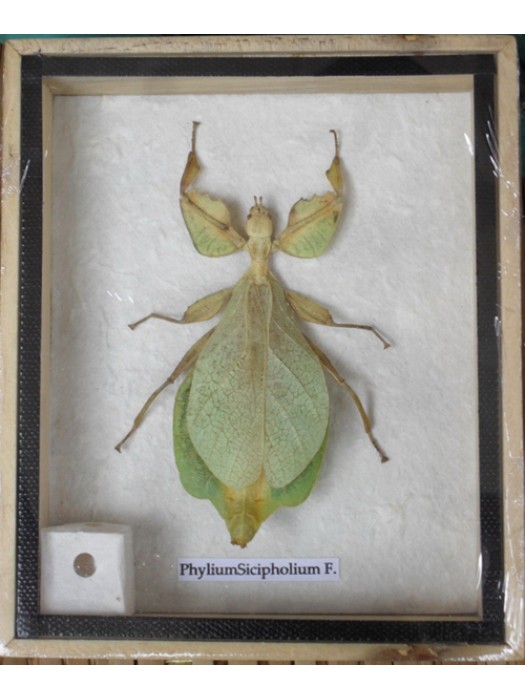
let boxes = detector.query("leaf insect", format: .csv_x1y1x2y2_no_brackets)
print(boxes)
116,123,390,547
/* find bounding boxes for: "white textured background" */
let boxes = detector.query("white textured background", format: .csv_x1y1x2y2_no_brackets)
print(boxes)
48,89,480,615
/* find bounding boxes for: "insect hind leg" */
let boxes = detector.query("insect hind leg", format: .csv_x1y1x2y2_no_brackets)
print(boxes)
304,334,389,463
115,327,215,452
286,289,391,349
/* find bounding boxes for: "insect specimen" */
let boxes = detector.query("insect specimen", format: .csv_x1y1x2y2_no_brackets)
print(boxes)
116,123,389,547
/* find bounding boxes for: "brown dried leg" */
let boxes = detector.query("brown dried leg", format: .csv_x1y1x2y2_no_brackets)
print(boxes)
286,289,390,349
115,327,215,452
129,287,233,330
304,335,389,463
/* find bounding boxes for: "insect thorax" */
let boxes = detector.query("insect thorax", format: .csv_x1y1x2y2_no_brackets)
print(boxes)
246,203,273,282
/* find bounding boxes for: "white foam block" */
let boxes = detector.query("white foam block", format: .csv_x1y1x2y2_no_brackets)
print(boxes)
40,523,135,615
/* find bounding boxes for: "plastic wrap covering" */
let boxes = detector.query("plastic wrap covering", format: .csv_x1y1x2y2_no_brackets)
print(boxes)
0,36,522,663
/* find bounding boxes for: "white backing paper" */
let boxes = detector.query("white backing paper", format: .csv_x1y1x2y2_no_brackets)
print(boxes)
48,88,480,616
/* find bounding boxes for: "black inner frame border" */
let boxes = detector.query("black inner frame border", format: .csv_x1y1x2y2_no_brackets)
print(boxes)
16,53,503,645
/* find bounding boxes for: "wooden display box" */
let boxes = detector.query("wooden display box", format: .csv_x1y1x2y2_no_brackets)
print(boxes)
0,35,523,663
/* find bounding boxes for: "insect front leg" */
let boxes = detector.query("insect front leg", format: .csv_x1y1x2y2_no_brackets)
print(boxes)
304,334,389,463
129,287,233,330
180,122,246,257
286,289,390,349
115,327,215,452
274,130,342,258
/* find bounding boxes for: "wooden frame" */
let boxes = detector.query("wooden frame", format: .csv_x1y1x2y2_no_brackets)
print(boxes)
0,35,522,663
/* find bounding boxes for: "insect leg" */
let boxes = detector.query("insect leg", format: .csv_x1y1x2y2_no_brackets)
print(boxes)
180,122,246,256
286,289,390,349
129,287,233,330
115,327,215,452
326,129,342,195
304,335,389,463
273,130,342,258
180,120,201,193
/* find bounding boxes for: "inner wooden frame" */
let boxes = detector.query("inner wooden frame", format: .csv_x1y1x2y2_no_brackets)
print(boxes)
0,36,522,663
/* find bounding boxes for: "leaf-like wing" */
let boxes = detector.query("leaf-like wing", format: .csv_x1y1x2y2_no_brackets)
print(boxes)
263,275,329,488
186,274,329,490
174,371,224,503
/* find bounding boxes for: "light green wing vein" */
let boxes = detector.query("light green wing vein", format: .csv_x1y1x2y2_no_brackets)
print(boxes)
264,276,329,487
186,275,268,489
186,273,329,491
174,371,224,504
